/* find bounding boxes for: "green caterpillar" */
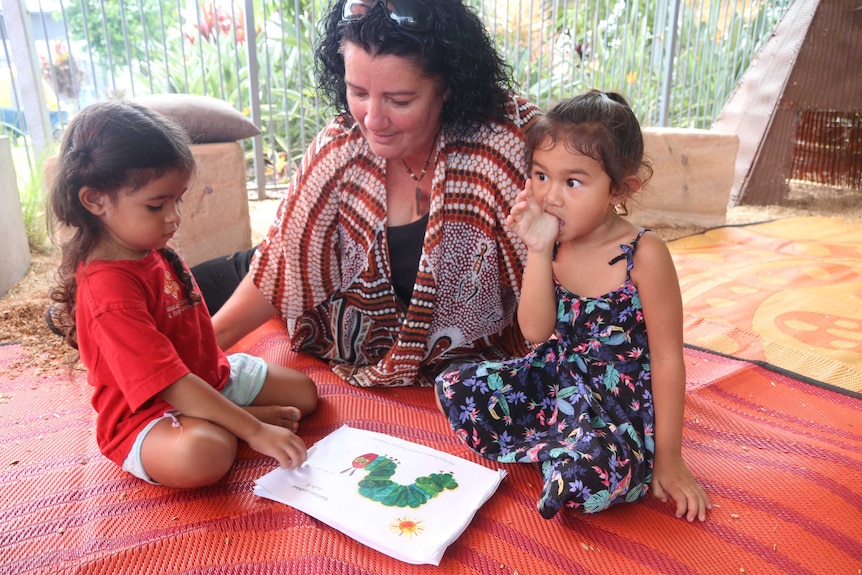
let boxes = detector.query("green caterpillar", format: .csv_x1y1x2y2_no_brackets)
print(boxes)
342,453,459,509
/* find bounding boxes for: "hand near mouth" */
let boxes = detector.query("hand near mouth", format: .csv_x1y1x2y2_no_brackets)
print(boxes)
506,179,559,254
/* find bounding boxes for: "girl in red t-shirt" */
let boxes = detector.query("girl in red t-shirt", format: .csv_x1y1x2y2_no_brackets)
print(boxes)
48,100,317,487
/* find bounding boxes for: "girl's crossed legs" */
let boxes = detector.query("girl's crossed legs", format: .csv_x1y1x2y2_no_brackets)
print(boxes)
126,353,317,487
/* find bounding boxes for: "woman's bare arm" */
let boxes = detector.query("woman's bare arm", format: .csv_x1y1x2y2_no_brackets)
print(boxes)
212,274,279,351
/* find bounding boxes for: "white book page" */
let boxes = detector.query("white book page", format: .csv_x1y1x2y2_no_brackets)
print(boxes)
254,425,507,565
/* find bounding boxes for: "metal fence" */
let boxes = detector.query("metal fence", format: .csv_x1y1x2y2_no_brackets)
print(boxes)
2,0,793,197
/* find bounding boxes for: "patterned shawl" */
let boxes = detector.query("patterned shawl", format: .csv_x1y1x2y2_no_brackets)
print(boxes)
251,95,541,386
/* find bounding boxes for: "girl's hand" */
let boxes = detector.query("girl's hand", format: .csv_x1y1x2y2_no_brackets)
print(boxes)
245,423,308,469
506,179,558,253
650,454,711,522
160,375,308,469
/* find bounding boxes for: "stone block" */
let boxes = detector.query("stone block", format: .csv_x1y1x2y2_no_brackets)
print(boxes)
0,136,31,297
173,142,252,266
626,128,739,229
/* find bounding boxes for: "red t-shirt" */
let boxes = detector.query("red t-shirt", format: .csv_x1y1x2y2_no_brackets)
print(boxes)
75,250,231,466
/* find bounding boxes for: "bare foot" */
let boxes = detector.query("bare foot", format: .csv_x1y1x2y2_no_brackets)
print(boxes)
245,405,301,432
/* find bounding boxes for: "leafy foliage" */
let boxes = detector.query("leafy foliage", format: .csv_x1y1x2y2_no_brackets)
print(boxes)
59,0,182,70
50,0,792,189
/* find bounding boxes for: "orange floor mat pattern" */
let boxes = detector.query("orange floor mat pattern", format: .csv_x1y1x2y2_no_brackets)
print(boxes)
1,331,860,574
669,216,862,395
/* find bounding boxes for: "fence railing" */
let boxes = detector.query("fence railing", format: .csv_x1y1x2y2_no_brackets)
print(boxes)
1,0,793,196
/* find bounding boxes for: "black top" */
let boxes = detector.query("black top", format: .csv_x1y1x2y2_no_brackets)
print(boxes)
387,213,429,305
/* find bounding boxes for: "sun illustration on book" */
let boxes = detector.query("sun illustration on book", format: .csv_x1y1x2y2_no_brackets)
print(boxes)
390,516,425,539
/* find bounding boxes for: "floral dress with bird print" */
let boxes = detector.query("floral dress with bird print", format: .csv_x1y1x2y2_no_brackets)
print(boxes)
436,231,654,519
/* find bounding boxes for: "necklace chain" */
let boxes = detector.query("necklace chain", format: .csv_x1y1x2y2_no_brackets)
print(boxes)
402,134,439,183
403,158,430,182
402,133,439,218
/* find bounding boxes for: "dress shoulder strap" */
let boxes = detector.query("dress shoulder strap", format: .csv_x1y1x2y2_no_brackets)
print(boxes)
607,229,650,277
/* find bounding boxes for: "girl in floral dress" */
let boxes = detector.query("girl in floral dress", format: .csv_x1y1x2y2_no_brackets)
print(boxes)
436,91,711,520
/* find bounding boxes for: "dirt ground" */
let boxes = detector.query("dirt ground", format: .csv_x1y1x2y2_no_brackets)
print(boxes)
2,183,860,375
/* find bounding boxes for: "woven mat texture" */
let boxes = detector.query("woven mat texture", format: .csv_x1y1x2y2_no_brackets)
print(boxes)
1,331,860,574
669,216,862,394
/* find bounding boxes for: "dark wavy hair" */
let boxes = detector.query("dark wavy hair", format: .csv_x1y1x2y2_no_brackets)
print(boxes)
48,100,197,349
525,90,654,215
315,0,515,139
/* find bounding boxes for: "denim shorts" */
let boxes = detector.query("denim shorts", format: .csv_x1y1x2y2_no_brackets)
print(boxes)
121,353,267,484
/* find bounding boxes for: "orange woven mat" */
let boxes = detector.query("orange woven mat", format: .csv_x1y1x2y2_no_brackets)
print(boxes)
669,216,862,395
1,333,860,575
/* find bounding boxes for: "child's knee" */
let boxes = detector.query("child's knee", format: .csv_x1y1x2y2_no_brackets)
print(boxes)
142,419,238,488
298,374,318,414
266,364,318,415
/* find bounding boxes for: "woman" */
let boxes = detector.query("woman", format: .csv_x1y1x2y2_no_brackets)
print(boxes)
212,0,541,387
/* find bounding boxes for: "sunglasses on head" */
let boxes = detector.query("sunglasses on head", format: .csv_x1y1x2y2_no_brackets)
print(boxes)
341,0,436,32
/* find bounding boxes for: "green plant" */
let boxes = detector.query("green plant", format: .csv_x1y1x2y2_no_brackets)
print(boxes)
46,0,794,188
490,0,790,129
254,8,327,179
16,146,55,252
59,0,182,69
121,1,324,184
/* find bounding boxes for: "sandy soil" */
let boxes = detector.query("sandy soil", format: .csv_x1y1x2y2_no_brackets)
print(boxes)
2,182,860,374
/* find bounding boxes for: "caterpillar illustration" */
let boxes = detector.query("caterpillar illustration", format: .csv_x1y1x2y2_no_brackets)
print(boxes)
341,453,458,508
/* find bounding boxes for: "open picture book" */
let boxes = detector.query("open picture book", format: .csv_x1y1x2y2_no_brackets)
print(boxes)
254,425,507,565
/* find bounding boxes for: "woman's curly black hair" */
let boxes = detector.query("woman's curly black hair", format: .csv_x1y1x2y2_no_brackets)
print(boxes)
315,0,516,140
